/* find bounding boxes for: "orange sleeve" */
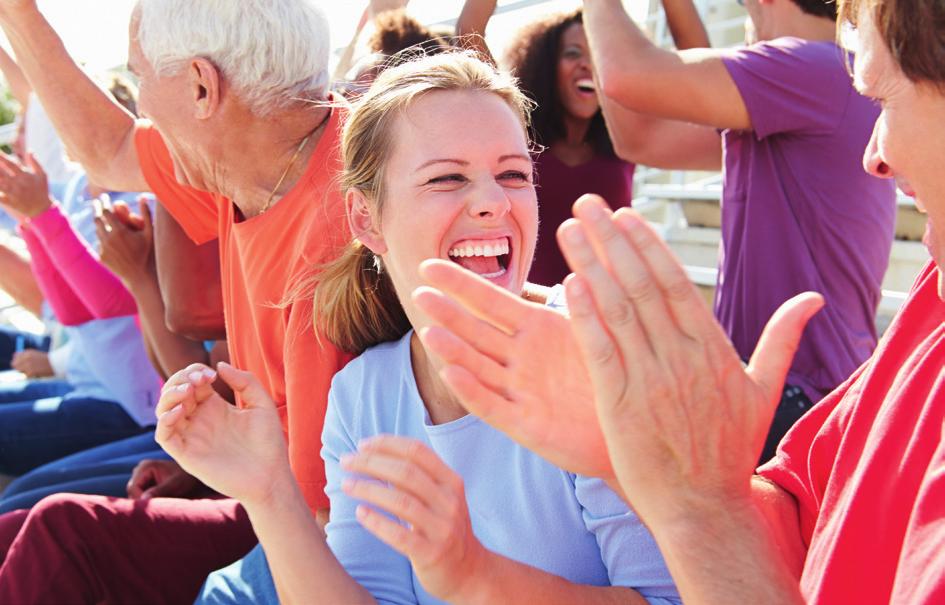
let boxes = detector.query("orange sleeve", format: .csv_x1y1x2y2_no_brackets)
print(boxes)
134,123,219,245
283,298,353,512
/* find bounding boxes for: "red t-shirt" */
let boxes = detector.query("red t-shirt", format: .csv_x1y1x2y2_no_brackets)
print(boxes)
134,106,353,511
759,261,945,604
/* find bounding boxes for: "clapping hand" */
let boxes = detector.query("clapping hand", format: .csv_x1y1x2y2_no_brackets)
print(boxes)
0,152,51,220
155,362,293,506
558,195,823,523
95,196,154,287
341,436,488,603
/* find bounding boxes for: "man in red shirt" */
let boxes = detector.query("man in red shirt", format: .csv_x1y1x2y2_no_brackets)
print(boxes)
412,0,945,602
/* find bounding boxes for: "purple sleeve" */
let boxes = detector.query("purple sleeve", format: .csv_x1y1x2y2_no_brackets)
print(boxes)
721,39,854,139
18,223,96,326
26,203,138,320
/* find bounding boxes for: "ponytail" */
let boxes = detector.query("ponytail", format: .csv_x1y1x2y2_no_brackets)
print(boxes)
313,240,410,355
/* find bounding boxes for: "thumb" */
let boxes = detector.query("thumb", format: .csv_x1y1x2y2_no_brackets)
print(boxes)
139,197,154,239
746,292,825,404
25,152,45,179
216,362,276,410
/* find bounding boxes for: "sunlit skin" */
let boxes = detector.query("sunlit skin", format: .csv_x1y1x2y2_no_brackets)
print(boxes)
556,23,599,122
853,8,945,298
351,88,538,337
126,9,219,192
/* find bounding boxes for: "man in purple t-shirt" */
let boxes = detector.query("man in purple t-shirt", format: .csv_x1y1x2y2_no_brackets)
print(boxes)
583,0,896,460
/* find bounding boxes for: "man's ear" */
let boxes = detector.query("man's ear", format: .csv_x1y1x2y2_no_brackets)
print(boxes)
346,188,387,255
189,58,221,120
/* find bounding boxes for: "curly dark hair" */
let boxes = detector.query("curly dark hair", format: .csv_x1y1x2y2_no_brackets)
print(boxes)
503,9,614,157
369,9,451,57
791,0,837,20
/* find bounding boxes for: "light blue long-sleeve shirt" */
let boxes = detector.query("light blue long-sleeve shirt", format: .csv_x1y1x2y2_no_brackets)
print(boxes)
322,331,681,605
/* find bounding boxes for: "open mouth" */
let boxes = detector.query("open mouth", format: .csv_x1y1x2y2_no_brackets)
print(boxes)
576,78,596,95
447,237,512,280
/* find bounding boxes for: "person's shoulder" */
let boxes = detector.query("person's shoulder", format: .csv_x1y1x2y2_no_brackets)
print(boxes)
731,37,846,69
331,332,413,398
328,331,414,432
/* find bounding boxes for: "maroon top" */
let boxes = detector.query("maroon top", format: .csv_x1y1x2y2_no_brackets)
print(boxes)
530,150,636,286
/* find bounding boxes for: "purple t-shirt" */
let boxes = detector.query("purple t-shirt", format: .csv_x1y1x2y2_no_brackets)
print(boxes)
719,38,897,402
530,151,636,286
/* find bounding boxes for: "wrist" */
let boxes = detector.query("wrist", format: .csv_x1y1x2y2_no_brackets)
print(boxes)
452,545,498,605
242,465,300,514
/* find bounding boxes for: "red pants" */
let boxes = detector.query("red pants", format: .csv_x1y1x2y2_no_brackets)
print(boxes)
0,494,257,604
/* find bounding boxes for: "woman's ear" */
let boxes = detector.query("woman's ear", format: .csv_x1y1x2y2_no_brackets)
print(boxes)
346,188,387,255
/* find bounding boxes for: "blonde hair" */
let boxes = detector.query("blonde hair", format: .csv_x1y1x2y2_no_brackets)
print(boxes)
314,51,534,355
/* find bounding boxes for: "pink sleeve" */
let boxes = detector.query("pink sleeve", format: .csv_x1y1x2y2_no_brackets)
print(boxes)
25,203,137,320
18,223,95,325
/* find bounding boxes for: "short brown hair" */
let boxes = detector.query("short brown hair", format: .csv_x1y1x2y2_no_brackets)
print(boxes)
368,9,450,58
838,0,945,86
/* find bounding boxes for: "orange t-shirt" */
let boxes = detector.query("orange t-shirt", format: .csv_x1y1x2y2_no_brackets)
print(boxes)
134,105,353,510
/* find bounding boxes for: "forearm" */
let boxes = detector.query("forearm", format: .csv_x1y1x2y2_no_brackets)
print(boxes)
663,0,710,50
28,204,137,318
460,551,646,605
0,5,142,189
0,242,43,316
0,46,31,108
456,0,496,59
244,476,375,605
127,265,209,379
19,224,94,324
583,0,727,122
646,497,804,605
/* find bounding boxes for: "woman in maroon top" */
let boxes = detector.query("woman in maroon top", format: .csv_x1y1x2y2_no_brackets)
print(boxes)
458,2,709,285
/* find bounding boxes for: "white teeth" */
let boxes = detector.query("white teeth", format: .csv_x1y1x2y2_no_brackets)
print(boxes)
448,238,511,259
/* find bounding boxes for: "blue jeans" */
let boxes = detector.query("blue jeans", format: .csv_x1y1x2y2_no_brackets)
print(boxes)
198,544,276,605
0,327,50,370
0,396,152,476
0,431,168,513
0,378,73,403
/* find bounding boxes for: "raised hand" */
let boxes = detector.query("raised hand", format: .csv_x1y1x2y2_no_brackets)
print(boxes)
95,197,155,287
413,261,611,479
559,195,823,523
155,362,293,506
0,152,51,220
341,436,488,603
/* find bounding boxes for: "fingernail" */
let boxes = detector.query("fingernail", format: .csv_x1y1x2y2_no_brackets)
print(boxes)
175,383,190,393
188,371,203,383
202,369,216,380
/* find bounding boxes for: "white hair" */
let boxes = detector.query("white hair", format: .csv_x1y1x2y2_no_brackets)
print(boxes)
136,0,331,115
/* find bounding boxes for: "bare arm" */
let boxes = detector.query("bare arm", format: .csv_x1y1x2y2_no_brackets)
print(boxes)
0,46,30,108
0,4,146,191
0,240,42,316
153,205,226,341
455,0,496,62
663,0,711,51
584,0,749,130
595,0,721,169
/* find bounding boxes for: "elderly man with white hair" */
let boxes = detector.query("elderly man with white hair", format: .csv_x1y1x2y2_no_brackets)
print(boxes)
0,1,352,602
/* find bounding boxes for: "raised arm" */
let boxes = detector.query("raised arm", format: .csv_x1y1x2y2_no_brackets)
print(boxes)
0,45,30,109
594,0,722,169
96,199,210,380
0,2,146,191
584,0,749,130
456,0,496,61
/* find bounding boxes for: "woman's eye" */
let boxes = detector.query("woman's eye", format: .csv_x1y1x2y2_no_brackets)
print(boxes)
562,47,582,60
499,171,531,183
427,174,466,185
